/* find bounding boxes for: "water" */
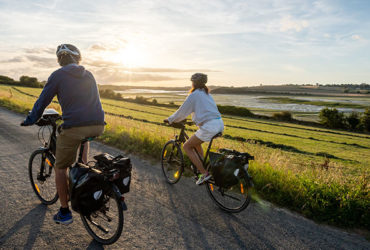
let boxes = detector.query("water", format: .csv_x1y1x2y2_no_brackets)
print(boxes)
114,89,367,113
116,89,186,94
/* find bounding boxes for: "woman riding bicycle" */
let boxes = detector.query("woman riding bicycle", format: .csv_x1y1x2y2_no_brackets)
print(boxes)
164,73,224,185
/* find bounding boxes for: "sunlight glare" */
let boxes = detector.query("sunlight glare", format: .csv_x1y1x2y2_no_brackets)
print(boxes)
109,44,144,68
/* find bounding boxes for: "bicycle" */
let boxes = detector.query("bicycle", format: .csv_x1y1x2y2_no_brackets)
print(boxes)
27,109,127,245
161,120,254,213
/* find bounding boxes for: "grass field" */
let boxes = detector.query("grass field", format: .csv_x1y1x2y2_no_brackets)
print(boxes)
0,84,369,229
261,97,368,109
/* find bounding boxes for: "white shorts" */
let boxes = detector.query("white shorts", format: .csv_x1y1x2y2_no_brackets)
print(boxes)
195,118,224,142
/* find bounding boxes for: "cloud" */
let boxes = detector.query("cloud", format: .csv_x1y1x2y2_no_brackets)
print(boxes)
93,68,179,83
279,16,309,32
88,41,127,52
131,67,219,73
89,44,108,51
351,34,361,41
25,47,55,54
25,55,56,67
1,56,24,63
83,59,218,72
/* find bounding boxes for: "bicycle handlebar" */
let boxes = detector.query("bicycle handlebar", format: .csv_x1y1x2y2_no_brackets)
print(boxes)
164,119,194,128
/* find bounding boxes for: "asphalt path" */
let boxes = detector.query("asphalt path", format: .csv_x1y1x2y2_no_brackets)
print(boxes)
0,107,368,249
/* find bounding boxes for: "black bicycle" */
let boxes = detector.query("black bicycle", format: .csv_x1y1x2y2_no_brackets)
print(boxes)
27,109,127,244
161,120,253,213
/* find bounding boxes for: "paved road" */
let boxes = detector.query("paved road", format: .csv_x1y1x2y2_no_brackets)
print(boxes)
0,107,369,250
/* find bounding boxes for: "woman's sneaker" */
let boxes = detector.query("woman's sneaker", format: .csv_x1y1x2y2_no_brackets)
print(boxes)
53,209,73,225
196,173,212,185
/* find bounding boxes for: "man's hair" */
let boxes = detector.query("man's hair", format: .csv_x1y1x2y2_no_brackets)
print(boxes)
56,44,81,66
58,54,81,66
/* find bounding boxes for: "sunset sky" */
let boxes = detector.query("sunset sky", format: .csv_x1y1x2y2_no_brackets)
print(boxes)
0,0,369,86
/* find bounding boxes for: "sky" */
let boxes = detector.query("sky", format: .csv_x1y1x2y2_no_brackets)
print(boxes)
0,0,370,87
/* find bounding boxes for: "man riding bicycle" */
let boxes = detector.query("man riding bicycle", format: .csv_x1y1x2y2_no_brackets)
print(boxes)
21,44,105,225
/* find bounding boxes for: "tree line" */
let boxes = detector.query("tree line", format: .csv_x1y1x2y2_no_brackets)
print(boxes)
0,75,44,88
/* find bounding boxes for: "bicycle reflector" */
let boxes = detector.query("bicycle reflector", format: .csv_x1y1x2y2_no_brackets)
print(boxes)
240,183,244,194
45,158,52,167
174,171,179,178
35,184,40,193
163,150,167,157
210,184,214,192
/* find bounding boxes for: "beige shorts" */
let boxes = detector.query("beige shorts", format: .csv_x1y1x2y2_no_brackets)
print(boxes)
55,125,104,169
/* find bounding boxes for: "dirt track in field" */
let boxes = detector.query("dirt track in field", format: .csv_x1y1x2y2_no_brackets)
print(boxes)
0,107,369,249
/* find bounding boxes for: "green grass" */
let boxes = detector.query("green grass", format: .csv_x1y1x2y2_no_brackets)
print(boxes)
1,84,369,229
262,97,369,109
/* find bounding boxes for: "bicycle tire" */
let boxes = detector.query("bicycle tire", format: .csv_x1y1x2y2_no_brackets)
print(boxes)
28,149,58,205
80,190,124,245
161,140,184,184
205,175,252,213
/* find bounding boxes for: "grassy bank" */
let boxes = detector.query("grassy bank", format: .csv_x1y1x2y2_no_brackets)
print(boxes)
0,84,369,229
262,97,368,109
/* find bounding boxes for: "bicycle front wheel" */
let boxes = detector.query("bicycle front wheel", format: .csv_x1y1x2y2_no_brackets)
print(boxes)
161,140,184,184
206,175,251,213
80,190,124,245
28,149,58,205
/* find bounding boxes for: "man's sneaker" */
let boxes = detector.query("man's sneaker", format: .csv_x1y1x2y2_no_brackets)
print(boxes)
196,173,212,185
53,209,73,225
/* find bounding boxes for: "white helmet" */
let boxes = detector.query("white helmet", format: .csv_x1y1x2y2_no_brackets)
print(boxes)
56,44,81,57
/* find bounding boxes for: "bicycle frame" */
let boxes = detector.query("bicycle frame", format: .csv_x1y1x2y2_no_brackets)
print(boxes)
173,124,219,173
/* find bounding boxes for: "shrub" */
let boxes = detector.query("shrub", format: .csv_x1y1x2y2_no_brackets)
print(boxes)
135,95,149,104
152,98,158,104
345,112,361,131
361,108,370,132
319,108,345,129
272,111,293,121
217,105,254,117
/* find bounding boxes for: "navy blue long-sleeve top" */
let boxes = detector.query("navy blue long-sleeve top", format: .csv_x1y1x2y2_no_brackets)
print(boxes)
25,64,105,128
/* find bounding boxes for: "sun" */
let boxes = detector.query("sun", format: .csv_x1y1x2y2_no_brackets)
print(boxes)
109,44,144,68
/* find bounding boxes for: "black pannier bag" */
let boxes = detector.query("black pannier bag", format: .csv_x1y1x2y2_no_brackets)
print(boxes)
69,163,109,215
94,153,132,194
209,149,254,189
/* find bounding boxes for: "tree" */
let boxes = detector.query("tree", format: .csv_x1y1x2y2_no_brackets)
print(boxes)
0,75,15,84
319,108,345,129
361,108,370,132
19,75,41,88
345,112,361,130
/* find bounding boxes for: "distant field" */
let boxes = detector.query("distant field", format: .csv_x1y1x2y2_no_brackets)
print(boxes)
112,89,369,122
261,97,368,109
0,84,369,228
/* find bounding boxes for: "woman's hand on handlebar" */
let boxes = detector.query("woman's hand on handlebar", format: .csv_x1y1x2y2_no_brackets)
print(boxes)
163,118,169,124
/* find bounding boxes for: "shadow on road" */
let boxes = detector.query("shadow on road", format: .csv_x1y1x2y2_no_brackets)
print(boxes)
86,239,104,250
0,204,47,249
163,181,212,250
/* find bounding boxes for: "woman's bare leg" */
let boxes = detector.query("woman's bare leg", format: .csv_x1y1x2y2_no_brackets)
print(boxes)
183,135,207,174
194,144,204,161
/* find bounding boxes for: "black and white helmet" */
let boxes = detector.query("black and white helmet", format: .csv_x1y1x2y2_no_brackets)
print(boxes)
56,44,81,58
191,73,207,84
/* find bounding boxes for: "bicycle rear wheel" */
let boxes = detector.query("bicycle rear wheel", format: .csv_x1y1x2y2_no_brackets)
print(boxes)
161,140,184,184
80,190,124,245
206,174,251,213
29,149,58,205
